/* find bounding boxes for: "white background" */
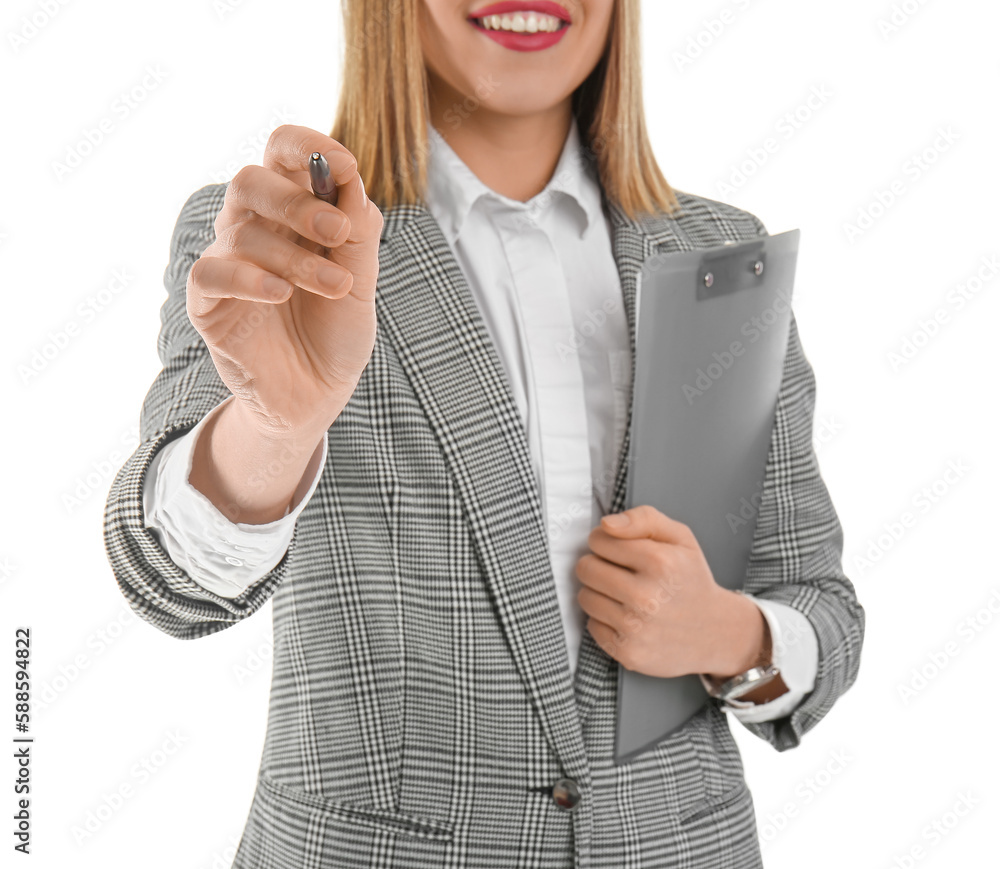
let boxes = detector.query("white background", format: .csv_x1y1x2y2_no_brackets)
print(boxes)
2,0,998,866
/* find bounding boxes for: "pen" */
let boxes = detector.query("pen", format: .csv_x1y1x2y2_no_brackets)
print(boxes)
308,151,339,208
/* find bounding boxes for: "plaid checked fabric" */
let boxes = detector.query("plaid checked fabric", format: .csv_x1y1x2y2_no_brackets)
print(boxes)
104,179,864,869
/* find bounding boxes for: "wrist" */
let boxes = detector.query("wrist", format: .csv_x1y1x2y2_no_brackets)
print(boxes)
196,399,327,526
704,590,771,683
229,398,329,452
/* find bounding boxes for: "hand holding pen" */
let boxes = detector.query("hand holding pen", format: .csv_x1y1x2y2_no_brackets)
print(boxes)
185,124,384,442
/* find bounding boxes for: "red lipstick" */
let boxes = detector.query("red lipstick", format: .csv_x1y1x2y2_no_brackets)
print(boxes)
467,2,572,52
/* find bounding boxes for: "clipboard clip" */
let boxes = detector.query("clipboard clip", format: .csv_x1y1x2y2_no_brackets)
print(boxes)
697,239,768,301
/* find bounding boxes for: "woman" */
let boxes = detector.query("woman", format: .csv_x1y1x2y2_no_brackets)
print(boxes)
105,1,865,866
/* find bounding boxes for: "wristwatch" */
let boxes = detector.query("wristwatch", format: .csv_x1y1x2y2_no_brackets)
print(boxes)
700,664,780,703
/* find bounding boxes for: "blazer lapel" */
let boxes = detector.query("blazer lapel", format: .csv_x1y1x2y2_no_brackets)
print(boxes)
373,196,694,773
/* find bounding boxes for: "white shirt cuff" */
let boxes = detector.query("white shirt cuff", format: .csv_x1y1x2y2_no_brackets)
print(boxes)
141,395,329,599
699,595,819,723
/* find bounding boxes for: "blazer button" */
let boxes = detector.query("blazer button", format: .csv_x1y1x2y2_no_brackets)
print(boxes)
551,778,581,811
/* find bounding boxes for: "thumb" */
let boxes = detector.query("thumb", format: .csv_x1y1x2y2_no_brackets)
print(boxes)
601,505,690,545
600,505,645,534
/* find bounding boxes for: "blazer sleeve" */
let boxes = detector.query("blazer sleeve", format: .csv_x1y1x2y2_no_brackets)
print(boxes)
102,181,303,640
730,213,866,751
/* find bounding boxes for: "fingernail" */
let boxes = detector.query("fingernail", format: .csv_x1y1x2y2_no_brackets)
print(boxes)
319,264,344,288
603,513,630,527
314,211,345,244
263,275,291,297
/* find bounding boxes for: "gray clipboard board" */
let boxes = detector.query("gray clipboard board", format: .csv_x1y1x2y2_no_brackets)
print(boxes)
613,229,801,766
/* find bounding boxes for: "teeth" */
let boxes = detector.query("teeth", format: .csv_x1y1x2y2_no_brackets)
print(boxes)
476,11,565,33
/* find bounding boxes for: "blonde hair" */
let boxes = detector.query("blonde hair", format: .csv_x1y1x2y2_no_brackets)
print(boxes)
330,0,681,221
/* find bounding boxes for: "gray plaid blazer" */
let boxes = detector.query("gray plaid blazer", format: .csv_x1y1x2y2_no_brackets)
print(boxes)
104,180,864,869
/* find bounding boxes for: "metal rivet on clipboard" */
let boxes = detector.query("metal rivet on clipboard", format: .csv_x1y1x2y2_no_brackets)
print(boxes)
701,248,766,293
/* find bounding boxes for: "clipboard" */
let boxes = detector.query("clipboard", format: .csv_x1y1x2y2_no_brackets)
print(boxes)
613,229,801,765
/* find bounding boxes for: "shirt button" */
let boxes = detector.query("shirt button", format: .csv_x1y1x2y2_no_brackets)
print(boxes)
551,778,581,811
224,556,244,566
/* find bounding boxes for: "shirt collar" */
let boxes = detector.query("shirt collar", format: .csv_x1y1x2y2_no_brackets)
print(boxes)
424,115,602,245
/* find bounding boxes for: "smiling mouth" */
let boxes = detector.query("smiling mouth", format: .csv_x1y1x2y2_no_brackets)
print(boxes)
467,10,571,34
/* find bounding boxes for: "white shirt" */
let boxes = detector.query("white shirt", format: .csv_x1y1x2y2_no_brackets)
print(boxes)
141,117,818,722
